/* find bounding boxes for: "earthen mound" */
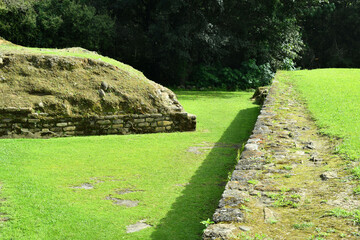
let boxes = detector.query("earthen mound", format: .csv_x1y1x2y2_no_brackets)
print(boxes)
0,39,184,117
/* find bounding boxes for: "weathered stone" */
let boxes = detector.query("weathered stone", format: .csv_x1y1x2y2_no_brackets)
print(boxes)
134,118,145,123
112,124,124,128
158,121,172,127
219,189,246,207
2,119,12,123
213,208,244,223
320,171,338,180
263,207,275,222
203,224,237,240
97,120,111,125
244,143,258,151
138,122,150,127
155,127,165,132
101,81,109,91
64,126,76,131
113,119,123,124
105,196,139,207
56,122,68,127
98,89,106,98
126,221,151,233
239,226,252,232
71,183,94,189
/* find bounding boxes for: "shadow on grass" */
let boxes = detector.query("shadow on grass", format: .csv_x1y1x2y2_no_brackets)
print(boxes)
150,106,260,240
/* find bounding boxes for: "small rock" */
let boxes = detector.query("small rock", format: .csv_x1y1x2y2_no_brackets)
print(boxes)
98,89,106,98
203,224,237,240
320,172,338,180
213,208,244,223
105,196,139,207
101,81,109,91
239,226,252,232
71,183,94,189
244,144,258,151
126,221,151,233
264,207,275,222
309,155,322,162
38,102,44,108
0,76,5,82
303,142,316,150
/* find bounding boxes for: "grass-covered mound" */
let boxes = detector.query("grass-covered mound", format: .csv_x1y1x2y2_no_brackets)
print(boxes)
281,69,360,160
0,38,183,116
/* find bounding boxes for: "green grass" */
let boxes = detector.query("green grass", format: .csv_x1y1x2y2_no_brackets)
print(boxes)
293,222,314,230
0,91,259,239
279,69,360,160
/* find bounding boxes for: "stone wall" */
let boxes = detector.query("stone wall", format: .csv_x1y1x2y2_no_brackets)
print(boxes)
203,86,272,240
0,107,196,138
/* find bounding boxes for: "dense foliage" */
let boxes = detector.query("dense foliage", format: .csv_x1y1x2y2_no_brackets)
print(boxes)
0,0,358,89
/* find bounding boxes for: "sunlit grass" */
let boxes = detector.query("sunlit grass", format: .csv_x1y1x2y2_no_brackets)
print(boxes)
0,91,259,239
279,69,360,160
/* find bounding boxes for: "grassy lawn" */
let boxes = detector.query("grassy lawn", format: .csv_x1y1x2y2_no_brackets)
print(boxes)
0,91,259,239
279,69,360,160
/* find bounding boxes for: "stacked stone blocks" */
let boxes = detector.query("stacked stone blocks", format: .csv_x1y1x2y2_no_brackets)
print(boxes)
0,107,196,138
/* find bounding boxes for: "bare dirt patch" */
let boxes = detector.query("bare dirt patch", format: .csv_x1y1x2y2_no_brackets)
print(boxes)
105,196,139,207
126,220,151,233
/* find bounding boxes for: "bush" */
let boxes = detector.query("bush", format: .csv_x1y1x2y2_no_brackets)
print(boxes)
189,59,274,90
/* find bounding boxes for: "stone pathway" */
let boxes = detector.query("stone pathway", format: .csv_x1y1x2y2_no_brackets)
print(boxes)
204,78,360,239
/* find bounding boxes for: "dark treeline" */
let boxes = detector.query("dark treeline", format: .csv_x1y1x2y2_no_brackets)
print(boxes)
0,0,359,89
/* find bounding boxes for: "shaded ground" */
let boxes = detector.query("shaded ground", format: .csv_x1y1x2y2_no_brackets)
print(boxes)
205,75,360,239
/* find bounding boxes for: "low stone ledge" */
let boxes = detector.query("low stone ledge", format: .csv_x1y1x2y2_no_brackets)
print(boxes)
0,111,196,138
203,86,274,239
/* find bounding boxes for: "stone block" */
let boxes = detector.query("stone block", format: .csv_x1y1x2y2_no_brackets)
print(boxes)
109,129,118,134
138,122,149,127
203,224,238,240
112,124,124,129
28,118,41,123
145,118,154,122
165,126,172,130
56,122,68,127
134,118,145,123
155,127,165,132
64,126,76,131
113,119,123,124
213,208,244,223
97,120,111,125
158,121,172,127
1,119,12,123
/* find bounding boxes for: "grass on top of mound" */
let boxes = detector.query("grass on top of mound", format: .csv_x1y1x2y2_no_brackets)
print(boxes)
279,69,360,160
0,38,142,78
0,91,260,240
